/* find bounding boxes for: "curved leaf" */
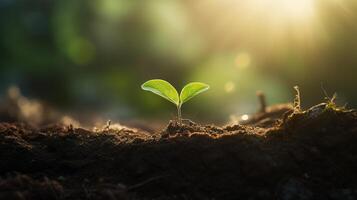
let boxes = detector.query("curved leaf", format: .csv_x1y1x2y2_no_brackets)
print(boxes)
180,82,209,105
141,79,179,106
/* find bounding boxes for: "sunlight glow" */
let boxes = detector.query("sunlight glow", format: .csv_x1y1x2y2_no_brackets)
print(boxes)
251,0,316,23
224,81,235,93
242,0,318,46
276,0,315,21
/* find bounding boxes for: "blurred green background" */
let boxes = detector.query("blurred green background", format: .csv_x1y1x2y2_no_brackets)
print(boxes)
1,0,357,122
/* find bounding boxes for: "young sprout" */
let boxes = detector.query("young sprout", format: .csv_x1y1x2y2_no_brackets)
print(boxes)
141,79,210,123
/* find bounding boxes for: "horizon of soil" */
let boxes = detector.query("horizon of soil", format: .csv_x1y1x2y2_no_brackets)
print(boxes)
0,98,357,200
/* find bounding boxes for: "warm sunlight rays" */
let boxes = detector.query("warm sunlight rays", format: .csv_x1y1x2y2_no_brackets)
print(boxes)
192,0,320,49
241,0,319,47
274,0,315,21
247,0,316,27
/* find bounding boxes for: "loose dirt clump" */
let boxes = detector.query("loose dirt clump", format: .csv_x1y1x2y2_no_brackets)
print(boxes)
0,174,64,200
0,101,357,199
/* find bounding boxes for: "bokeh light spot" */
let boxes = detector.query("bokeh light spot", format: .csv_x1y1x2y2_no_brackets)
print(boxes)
235,53,251,69
224,81,235,93
241,114,249,121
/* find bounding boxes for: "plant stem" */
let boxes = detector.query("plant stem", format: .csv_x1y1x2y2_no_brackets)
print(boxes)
177,104,182,124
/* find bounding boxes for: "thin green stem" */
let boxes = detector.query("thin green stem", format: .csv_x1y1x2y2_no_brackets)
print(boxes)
177,104,182,124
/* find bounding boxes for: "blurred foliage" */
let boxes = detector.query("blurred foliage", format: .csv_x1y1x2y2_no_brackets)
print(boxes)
1,0,357,122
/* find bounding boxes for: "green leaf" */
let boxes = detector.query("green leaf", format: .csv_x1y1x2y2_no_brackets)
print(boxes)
141,79,180,106
180,82,209,105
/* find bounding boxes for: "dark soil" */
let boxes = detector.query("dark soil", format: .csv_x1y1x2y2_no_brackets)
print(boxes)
0,102,357,199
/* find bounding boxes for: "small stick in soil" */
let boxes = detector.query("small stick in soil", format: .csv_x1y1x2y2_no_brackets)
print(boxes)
256,90,267,113
182,118,196,126
105,120,111,131
293,86,301,112
321,83,338,105
67,124,74,133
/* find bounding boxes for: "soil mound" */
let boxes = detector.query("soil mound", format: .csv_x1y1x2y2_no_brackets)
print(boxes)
0,103,356,199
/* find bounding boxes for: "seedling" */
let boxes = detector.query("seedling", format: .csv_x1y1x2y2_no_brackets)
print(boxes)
141,79,209,123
